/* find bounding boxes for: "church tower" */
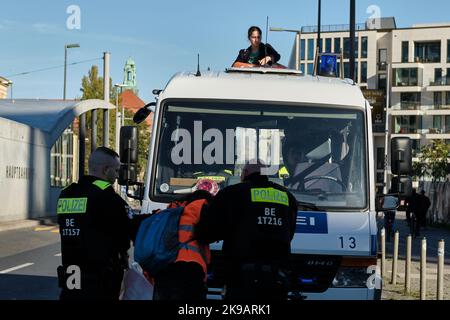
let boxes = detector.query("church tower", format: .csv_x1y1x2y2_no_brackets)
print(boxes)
123,57,138,95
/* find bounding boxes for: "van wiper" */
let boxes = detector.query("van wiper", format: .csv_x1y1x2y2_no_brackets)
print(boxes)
297,201,324,212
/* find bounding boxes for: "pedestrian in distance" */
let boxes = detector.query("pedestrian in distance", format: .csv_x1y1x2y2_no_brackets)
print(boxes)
382,189,399,242
57,147,132,300
417,190,431,232
232,26,281,68
196,160,298,301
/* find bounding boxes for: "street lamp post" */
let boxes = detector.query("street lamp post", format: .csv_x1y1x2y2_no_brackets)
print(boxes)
270,27,302,71
114,84,127,153
63,44,80,100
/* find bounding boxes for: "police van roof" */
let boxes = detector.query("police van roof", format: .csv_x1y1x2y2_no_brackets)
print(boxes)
160,69,366,108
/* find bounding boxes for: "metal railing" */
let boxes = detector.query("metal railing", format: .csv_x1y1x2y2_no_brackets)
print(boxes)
400,102,421,110
301,23,367,34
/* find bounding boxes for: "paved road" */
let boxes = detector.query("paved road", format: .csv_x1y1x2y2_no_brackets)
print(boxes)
0,226,61,300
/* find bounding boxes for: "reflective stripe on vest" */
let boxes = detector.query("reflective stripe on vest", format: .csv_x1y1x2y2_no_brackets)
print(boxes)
92,180,111,190
175,199,210,274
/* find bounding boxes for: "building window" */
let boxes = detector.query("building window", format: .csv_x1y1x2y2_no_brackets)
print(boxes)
376,148,385,170
379,48,387,71
343,37,350,59
378,74,387,92
393,68,421,87
300,39,305,61
325,38,332,53
432,116,443,134
414,41,441,63
334,38,341,54
434,92,442,109
336,62,341,77
429,116,444,134
308,39,315,60
361,61,367,83
402,41,409,63
127,71,132,81
411,140,421,157
433,68,443,85
445,92,450,108
343,37,359,59
300,64,305,74
50,128,74,187
307,63,314,75
394,116,420,134
344,62,349,78
445,115,450,133
361,36,368,58
447,40,450,63
447,68,450,85
376,172,385,185
401,92,421,110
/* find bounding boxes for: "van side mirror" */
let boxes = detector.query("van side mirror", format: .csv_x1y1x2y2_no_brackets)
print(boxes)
391,137,412,175
376,194,399,212
119,126,138,186
391,176,413,198
133,102,155,124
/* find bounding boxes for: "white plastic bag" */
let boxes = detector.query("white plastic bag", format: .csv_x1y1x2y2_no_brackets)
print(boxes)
119,262,154,300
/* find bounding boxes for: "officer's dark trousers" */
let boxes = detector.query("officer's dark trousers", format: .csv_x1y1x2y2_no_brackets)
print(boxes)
153,262,207,301
225,264,288,301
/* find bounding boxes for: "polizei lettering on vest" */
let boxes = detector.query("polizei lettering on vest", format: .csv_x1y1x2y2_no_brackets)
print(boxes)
251,188,289,206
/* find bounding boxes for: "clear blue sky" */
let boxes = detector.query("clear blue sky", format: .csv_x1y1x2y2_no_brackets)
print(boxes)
1,0,450,102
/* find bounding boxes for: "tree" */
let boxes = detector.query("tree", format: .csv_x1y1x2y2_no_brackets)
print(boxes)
417,140,450,222
79,65,151,177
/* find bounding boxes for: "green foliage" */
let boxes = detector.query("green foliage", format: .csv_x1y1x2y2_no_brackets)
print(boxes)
418,140,450,182
79,65,151,178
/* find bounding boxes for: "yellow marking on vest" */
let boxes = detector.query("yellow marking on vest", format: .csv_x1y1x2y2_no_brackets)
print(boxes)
34,227,54,232
92,180,111,190
251,188,289,207
51,228,60,233
57,198,88,214
197,176,226,182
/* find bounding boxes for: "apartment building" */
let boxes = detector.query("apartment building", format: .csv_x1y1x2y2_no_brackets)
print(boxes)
290,17,450,189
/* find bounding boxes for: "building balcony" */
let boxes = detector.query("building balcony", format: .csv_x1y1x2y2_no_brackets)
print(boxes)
425,106,450,115
427,78,450,91
391,133,422,139
400,102,421,110
390,108,424,116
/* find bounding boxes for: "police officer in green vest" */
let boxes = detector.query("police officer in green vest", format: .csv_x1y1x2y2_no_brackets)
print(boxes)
57,147,131,300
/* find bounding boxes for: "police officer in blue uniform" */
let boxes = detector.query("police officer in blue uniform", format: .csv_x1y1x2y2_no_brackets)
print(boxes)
57,147,131,300
196,161,298,300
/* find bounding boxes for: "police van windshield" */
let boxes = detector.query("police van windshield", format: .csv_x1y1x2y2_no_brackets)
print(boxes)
152,101,368,210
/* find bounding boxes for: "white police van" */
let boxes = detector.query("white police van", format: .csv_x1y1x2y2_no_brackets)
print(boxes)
120,64,411,300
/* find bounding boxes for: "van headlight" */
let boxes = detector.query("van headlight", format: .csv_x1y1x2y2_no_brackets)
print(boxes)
331,267,370,288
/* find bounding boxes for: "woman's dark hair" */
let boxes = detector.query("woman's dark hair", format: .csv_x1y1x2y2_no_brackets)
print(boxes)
248,26,262,40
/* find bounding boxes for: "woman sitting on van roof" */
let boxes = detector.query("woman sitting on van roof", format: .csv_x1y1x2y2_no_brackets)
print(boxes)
232,26,281,68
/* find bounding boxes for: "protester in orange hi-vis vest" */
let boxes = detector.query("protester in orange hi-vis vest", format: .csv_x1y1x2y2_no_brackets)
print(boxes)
152,190,213,300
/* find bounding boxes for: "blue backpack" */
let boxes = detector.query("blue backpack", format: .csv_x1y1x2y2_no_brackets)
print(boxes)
134,206,185,276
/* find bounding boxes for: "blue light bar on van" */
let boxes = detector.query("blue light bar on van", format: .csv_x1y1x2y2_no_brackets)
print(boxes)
319,54,338,77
